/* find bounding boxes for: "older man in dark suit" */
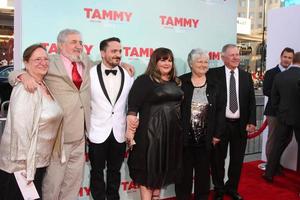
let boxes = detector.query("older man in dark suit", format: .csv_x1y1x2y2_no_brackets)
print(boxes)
263,52,300,182
263,47,294,165
208,44,256,200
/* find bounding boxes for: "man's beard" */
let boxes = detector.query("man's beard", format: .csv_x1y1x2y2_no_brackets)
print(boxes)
63,52,83,63
111,58,121,67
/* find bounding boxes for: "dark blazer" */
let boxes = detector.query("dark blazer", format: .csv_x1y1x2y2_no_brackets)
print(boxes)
179,73,225,150
271,66,300,127
207,66,256,136
263,65,281,116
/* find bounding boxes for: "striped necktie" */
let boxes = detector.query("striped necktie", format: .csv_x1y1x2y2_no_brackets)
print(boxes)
229,70,238,113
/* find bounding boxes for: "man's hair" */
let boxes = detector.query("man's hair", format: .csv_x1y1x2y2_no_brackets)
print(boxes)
57,29,81,44
293,52,300,64
222,44,237,54
280,47,294,56
99,37,121,51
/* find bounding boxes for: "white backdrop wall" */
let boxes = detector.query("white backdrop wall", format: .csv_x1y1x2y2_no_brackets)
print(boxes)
261,5,300,171
14,0,237,199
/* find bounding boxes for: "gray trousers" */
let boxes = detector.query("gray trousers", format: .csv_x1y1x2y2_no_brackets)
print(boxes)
265,116,278,161
42,138,85,200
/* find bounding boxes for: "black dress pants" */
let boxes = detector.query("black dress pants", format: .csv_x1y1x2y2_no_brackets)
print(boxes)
0,167,46,200
265,121,300,177
211,120,247,194
89,132,126,200
175,145,210,200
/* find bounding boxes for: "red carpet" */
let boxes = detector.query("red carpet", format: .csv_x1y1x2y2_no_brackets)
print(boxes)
230,160,300,200
164,160,300,200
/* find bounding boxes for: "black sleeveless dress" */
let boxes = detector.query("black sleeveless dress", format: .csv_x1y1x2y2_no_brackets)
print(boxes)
127,75,184,189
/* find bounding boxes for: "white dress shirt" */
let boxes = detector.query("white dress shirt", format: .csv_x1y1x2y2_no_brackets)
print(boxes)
101,63,121,105
60,54,83,79
225,66,240,119
278,64,290,72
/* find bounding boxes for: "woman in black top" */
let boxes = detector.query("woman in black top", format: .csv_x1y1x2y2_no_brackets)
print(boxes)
126,48,184,200
175,48,225,200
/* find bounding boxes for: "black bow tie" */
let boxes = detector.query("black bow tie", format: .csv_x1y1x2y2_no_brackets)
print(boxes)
105,69,117,76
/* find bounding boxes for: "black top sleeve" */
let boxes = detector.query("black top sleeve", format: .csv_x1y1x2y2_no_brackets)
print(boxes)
127,75,152,115
271,76,280,112
248,72,257,125
263,70,273,97
214,84,226,138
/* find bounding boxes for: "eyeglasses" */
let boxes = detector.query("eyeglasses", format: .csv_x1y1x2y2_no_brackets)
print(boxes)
30,58,50,64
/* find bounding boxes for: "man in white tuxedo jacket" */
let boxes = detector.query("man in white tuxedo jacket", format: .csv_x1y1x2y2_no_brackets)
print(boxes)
88,37,134,200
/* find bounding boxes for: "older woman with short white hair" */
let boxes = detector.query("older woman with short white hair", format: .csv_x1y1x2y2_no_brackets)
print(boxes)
175,48,225,200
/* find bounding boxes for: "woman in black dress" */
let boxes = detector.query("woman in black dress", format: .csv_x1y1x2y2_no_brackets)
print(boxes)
126,48,184,200
174,48,225,200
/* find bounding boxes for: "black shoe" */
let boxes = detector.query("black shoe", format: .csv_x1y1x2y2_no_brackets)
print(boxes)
226,191,243,200
213,192,224,200
275,165,284,175
262,173,273,183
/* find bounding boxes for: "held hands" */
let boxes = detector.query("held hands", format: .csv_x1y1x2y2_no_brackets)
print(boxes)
246,124,256,135
120,62,135,77
19,73,39,93
212,137,221,146
127,115,139,133
126,115,139,150
125,127,135,150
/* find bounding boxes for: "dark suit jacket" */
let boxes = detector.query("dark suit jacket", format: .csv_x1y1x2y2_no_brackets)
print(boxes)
207,66,256,136
271,66,300,127
263,65,281,116
179,73,226,150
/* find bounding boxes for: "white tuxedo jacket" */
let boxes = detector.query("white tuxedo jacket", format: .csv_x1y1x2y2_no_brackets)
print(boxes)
88,63,134,143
